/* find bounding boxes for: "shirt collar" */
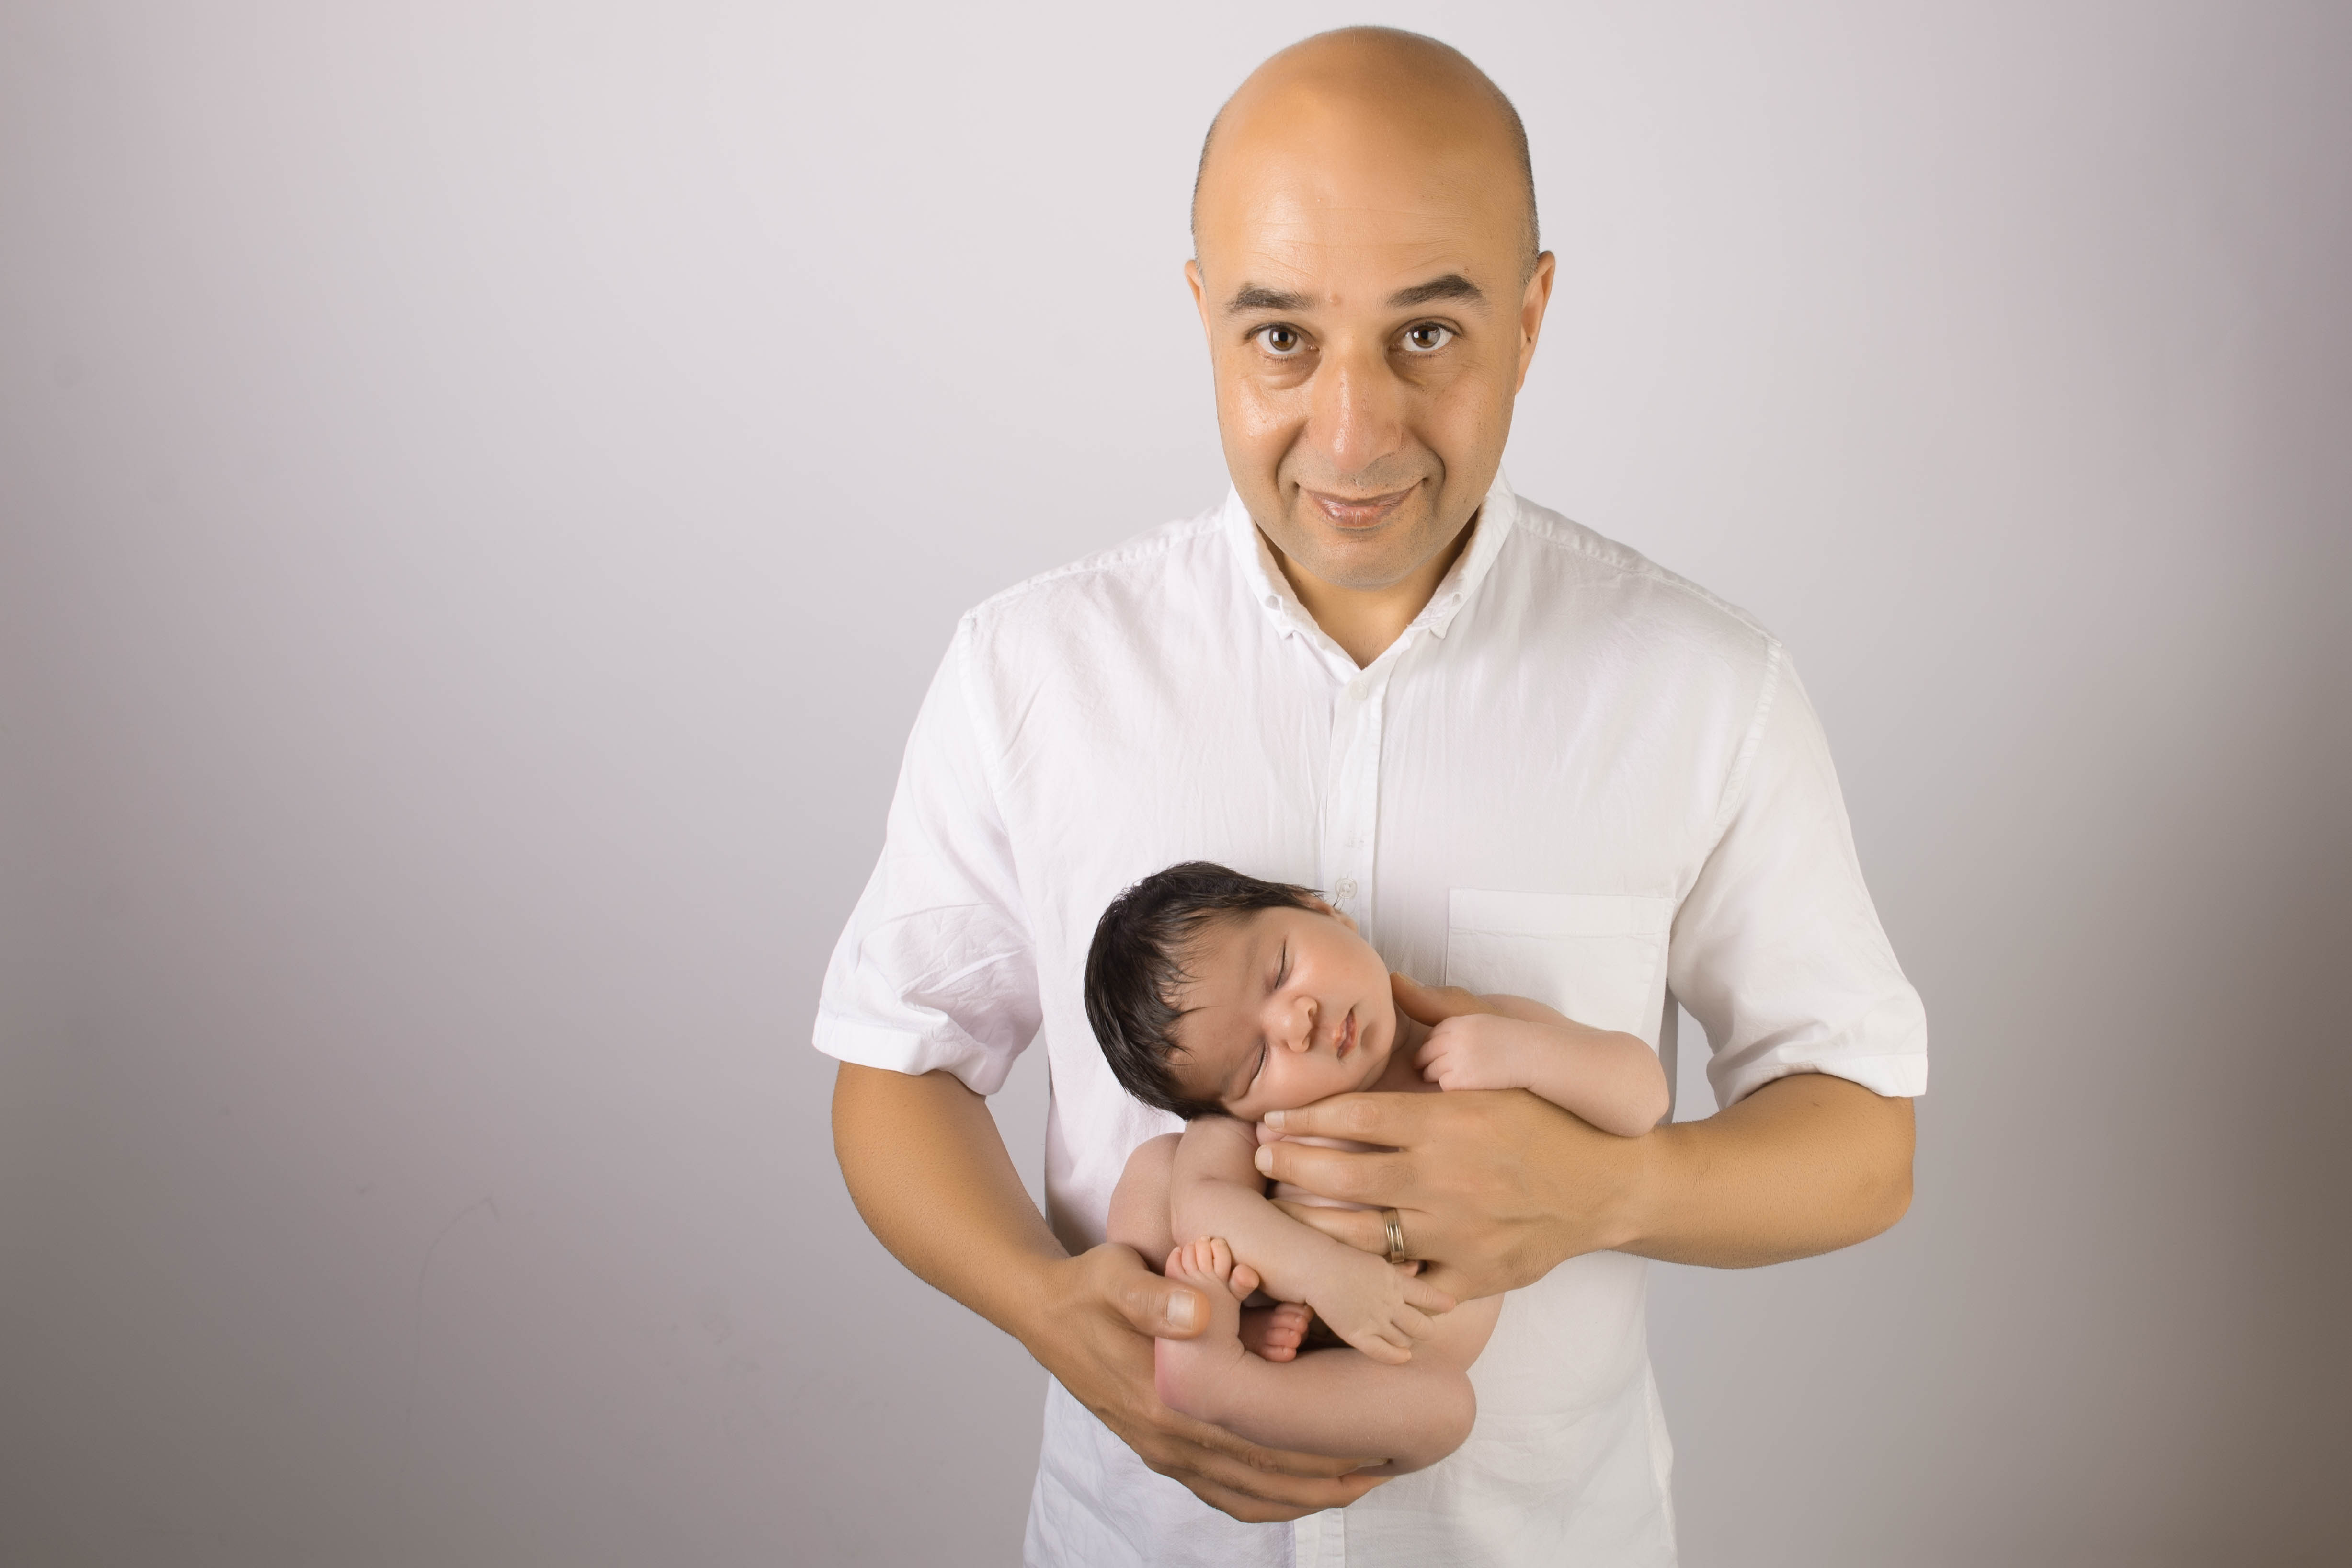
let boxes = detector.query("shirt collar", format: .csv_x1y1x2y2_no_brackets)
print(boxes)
1222,470,1521,663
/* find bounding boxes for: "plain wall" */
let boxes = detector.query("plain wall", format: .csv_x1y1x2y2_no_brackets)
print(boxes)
2,2,2346,1563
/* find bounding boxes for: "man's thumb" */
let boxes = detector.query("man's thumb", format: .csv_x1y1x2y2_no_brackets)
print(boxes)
1122,1277,1205,1338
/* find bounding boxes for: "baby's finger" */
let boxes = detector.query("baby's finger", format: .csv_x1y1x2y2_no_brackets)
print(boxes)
1392,1305,1437,1341
1357,1333,1413,1366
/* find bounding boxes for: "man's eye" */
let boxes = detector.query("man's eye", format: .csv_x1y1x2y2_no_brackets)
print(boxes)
1401,322,1454,354
1256,325,1305,356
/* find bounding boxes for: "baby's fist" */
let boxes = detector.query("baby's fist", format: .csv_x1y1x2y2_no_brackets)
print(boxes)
1413,1013,1530,1093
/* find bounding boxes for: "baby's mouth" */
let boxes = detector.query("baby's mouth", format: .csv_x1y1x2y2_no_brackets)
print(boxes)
1335,1008,1357,1059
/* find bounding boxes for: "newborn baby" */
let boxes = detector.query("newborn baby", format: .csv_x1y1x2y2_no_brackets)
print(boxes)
1085,862,1670,1474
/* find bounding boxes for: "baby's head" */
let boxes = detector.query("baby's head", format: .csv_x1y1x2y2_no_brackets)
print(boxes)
1085,861,1399,1122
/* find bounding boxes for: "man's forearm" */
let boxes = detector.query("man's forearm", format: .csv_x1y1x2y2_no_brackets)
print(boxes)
1617,1072,1915,1268
831,1062,1065,1344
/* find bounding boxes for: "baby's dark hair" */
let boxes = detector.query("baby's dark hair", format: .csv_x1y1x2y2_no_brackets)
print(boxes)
1085,861,1324,1119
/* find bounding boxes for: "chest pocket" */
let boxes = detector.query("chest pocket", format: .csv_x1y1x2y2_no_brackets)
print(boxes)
1444,889,1675,1046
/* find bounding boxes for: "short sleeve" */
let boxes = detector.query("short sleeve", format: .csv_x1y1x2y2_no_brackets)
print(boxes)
813,620,1040,1095
1668,648,1929,1109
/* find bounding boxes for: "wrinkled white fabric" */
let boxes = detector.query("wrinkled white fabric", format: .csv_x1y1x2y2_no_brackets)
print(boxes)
816,475,1926,1566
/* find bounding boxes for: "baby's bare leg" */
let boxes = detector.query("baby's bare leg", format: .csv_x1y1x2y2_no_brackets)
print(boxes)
1154,1239,1498,1475
1105,1133,1181,1265
1111,1137,1313,1361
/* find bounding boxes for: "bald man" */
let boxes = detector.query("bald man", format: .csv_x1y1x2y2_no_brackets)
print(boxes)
822,27,1924,1566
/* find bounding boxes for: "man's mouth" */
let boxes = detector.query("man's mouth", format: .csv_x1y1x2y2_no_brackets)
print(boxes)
1302,484,1418,532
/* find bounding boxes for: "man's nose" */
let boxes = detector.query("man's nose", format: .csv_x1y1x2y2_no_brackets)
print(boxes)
1306,340,1406,479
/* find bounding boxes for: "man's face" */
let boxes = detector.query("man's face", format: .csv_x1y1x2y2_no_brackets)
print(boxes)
1188,104,1555,594
1167,904,1399,1122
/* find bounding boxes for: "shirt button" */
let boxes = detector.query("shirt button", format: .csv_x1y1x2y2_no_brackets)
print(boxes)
1335,876,1359,900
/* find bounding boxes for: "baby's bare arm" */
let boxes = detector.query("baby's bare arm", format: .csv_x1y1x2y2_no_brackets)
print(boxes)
1410,987,1670,1138
1169,1117,1453,1363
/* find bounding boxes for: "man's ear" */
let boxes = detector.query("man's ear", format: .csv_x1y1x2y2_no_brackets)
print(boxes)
1513,251,1558,392
1185,258,1212,339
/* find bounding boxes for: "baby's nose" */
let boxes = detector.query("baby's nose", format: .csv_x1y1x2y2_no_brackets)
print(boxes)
1281,996,1317,1051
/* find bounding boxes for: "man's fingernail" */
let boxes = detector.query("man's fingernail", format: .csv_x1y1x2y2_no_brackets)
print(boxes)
1165,1292,1199,1332
1263,1109,1287,1128
1254,1145,1274,1173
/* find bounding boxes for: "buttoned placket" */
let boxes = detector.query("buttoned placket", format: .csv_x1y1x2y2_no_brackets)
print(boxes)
1321,650,1398,936
1229,488,1503,968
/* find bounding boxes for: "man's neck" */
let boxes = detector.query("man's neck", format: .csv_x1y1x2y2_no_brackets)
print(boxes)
1269,516,1475,668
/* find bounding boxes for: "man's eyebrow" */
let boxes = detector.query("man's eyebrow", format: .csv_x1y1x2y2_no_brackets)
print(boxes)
1388,273,1486,309
1225,283,1313,314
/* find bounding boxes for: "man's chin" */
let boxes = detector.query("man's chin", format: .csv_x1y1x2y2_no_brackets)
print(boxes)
1274,506,1464,592
1279,532,1435,594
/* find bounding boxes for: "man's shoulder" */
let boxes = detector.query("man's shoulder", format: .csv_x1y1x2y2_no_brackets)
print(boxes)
950,503,1251,682
955,505,1234,651
1505,498,1780,667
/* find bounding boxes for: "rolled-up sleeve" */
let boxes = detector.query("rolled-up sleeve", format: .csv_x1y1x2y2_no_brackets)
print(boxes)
813,620,1040,1095
1669,645,1930,1109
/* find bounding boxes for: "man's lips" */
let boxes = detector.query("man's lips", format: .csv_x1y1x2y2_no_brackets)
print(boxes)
1302,484,1418,531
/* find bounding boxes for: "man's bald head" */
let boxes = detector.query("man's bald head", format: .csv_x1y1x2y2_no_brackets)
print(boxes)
1191,27,1539,276
1179,26,1557,637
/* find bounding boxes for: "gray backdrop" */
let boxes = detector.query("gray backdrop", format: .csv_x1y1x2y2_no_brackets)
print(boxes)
2,2,2345,1564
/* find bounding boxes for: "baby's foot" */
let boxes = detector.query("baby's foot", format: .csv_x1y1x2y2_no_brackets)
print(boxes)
1216,1258,1306,1360
1153,1239,1248,1422
1239,1301,1313,1363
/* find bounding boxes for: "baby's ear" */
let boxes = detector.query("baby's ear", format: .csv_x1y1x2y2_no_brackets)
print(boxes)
1309,895,1360,934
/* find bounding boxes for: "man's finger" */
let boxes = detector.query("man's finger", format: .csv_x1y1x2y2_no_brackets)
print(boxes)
1157,1407,1382,1488
1175,1465,1384,1523
1416,1261,1481,1304
1155,1441,1379,1521
1262,1089,1433,1144
1157,1400,1368,1476
1256,1131,1409,1204
1269,1200,1391,1254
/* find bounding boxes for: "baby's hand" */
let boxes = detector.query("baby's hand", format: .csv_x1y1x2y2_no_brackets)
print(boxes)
1308,1246,1456,1364
1413,1012,1537,1093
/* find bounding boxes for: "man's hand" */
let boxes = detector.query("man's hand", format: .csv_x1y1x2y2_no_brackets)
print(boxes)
1023,1241,1386,1519
1259,1088,1637,1301
1260,1070,1915,1301
833,1063,1386,1522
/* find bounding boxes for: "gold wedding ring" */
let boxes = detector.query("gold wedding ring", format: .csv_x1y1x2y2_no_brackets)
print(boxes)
1382,1208,1408,1265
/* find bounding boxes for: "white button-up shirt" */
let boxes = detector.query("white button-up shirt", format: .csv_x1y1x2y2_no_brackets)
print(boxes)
816,475,1927,1567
